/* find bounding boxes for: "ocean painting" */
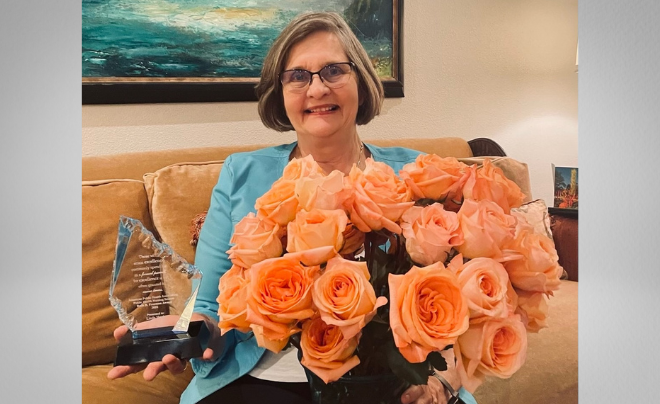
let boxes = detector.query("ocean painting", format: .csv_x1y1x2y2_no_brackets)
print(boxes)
82,0,397,81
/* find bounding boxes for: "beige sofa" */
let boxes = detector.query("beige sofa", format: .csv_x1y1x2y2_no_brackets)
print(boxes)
82,137,577,404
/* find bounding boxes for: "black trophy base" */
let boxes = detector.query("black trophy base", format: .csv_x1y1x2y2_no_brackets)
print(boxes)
114,320,209,366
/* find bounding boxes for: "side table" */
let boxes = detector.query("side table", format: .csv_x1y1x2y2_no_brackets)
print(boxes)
548,207,578,281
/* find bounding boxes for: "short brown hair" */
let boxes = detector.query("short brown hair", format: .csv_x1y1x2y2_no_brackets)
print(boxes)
256,12,384,132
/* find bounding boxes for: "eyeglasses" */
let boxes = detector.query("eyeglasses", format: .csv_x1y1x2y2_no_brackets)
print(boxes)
279,62,355,92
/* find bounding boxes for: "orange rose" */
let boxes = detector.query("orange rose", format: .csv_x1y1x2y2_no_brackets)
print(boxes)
456,199,516,259
445,253,465,275
245,254,319,352
503,226,563,294
312,256,387,339
281,154,325,180
455,258,510,323
388,262,469,362
300,316,361,384
400,204,464,266
255,178,299,226
399,154,470,205
462,159,526,214
227,213,283,268
286,209,348,254
505,278,519,315
217,265,251,334
296,169,353,211
448,253,517,317
456,314,528,392
284,245,337,267
454,254,518,323
515,289,549,332
345,158,414,234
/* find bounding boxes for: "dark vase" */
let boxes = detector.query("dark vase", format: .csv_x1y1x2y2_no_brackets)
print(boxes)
303,367,410,404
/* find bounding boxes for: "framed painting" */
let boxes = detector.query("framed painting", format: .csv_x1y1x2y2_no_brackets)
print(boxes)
552,165,579,210
82,0,403,104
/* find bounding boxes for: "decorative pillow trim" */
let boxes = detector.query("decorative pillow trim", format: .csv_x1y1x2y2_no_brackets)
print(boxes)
190,211,207,247
82,178,144,187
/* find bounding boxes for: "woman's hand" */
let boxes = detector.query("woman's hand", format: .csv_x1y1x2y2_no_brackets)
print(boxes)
106,313,223,381
400,348,461,404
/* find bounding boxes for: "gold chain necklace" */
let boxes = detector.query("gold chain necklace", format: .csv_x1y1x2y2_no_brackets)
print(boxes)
292,141,364,168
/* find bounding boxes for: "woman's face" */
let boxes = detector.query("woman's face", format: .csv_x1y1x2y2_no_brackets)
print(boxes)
282,31,360,141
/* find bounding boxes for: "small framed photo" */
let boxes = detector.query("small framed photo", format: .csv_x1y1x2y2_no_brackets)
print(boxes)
552,165,578,209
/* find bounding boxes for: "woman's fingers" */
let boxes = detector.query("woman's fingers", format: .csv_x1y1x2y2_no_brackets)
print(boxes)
106,364,146,380
193,313,223,362
162,354,188,374
143,354,190,380
401,385,424,404
434,348,461,393
401,377,450,404
142,361,168,381
113,325,129,342
107,315,208,382
106,355,187,381
202,347,215,361
427,376,448,404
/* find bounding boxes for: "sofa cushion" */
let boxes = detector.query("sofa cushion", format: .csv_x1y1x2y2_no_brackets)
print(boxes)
143,161,224,315
82,179,156,366
83,144,262,181
367,137,473,158
82,364,194,404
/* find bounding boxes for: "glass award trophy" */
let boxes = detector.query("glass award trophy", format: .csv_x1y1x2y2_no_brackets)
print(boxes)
110,216,209,366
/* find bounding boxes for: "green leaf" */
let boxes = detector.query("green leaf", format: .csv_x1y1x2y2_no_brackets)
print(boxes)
289,333,301,351
353,321,391,375
415,197,444,206
384,338,430,385
369,243,398,297
364,231,392,287
427,351,448,372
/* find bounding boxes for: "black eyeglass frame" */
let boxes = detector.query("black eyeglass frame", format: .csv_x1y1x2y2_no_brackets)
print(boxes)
279,62,357,89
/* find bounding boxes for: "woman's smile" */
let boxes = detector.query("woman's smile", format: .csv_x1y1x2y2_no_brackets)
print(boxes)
282,31,360,141
305,104,339,114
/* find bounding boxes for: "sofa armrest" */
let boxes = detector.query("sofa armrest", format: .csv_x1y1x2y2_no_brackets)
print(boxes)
549,208,578,281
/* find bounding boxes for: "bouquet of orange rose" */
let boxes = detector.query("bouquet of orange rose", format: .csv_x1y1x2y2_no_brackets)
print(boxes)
216,153,563,400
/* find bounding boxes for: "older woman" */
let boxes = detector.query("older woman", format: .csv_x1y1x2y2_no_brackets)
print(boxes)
109,12,477,404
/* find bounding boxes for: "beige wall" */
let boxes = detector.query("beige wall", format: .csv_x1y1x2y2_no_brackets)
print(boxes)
82,0,578,206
